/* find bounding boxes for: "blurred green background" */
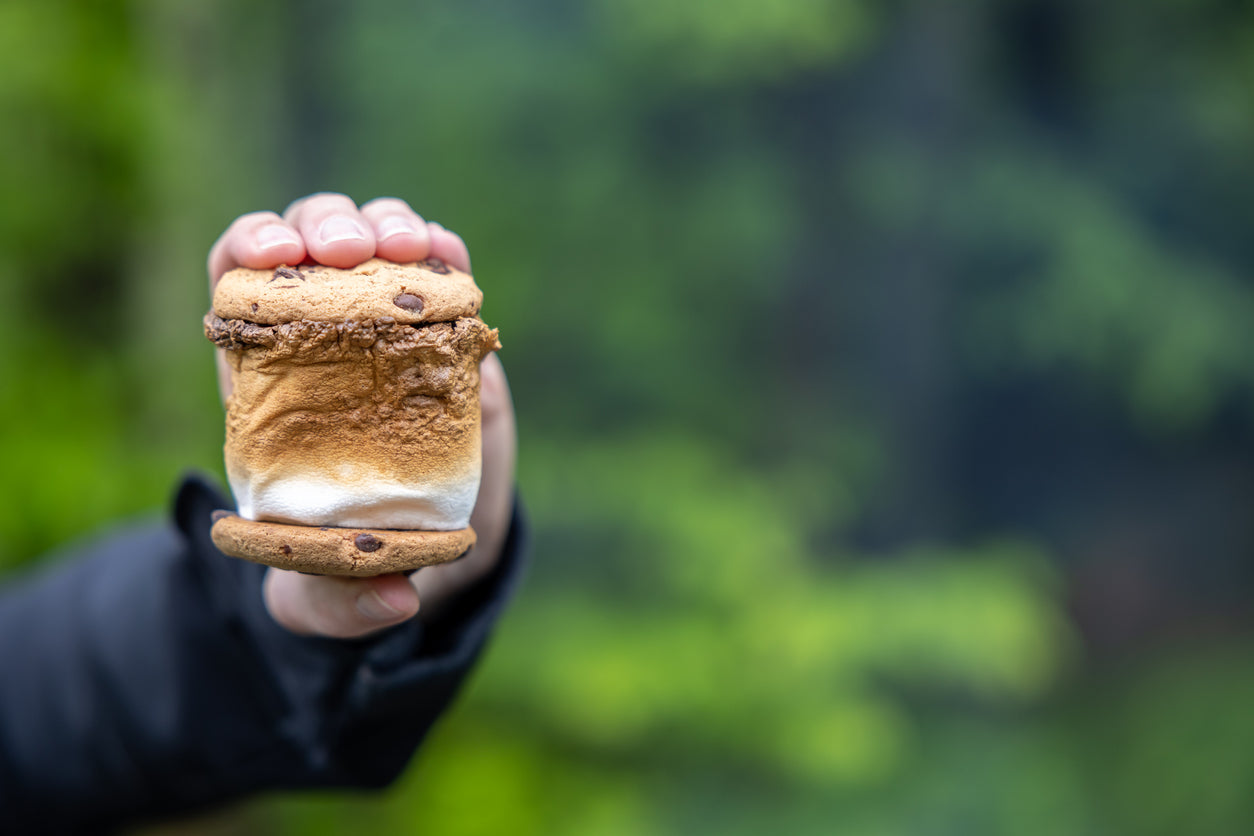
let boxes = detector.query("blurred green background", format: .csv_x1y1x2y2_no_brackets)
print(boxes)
2,0,1253,833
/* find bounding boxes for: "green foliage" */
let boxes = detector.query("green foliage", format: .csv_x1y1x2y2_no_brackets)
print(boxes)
951,154,1254,430
592,0,878,84
4,0,1253,834
0,0,226,569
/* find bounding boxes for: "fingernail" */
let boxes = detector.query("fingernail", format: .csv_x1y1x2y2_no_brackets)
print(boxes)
376,215,420,241
256,224,301,250
319,215,368,244
356,589,402,622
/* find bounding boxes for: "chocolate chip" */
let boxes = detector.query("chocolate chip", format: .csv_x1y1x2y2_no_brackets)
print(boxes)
270,266,304,283
354,533,383,552
393,292,425,312
210,510,234,523
422,257,451,275
251,302,259,312
280,544,292,555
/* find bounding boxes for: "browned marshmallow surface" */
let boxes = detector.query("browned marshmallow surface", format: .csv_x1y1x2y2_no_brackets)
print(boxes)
206,315,500,528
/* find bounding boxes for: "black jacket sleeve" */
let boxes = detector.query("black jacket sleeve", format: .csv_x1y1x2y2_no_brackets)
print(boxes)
0,473,527,834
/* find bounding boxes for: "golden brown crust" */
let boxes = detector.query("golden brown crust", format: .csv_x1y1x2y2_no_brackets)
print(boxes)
207,316,499,500
210,512,476,576
212,257,483,325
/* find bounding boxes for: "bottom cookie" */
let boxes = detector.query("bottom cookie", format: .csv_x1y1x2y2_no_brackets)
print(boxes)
209,511,476,577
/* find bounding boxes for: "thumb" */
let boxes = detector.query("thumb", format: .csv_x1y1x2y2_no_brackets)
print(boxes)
264,568,420,638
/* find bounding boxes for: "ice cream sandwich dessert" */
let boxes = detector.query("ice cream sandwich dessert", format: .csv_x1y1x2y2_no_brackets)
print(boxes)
204,257,500,576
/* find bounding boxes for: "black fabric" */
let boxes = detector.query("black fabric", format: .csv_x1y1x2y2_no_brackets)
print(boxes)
0,473,526,834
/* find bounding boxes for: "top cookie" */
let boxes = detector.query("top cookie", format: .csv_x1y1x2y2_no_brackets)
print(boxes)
212,257,483,325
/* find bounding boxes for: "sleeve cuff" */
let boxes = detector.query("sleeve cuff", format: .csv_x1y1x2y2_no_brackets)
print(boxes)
173,473,528,788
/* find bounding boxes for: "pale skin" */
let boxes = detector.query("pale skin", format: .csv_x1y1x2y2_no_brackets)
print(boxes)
207,193,516,639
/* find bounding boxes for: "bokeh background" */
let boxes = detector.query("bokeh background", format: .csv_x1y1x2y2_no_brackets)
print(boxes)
2,1,1253,833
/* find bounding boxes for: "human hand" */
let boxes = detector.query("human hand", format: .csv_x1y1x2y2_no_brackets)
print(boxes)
207,193,516,638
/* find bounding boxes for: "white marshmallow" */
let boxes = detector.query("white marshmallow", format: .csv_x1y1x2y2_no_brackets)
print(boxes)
231,466,481,531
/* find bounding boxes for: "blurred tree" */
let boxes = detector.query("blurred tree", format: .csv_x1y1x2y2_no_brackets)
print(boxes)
4,0,1254,834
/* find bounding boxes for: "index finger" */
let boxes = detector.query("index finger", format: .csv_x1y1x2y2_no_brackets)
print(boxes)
207,211,306,290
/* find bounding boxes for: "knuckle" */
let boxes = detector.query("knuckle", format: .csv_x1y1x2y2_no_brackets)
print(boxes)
282,192,355,220
305,192,359,214
362,196,414,215
230,210,283,232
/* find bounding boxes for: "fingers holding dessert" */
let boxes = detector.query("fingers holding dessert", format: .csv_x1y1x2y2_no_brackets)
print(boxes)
204,195,507,637
207,211,307,284
359,197,434,265
281,192,377,268
264,569,421,638
208,193,471,282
